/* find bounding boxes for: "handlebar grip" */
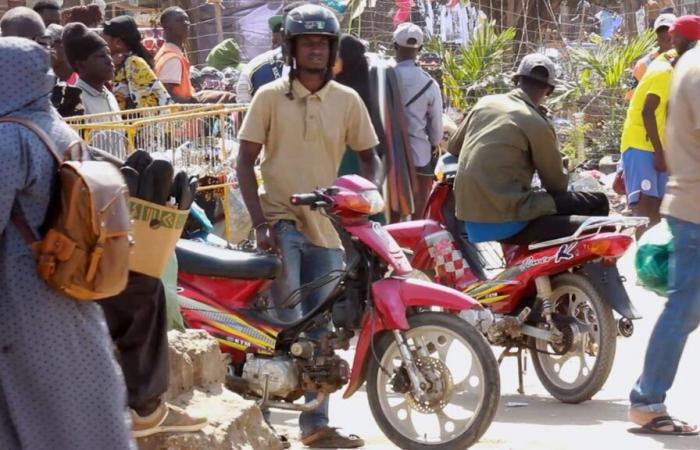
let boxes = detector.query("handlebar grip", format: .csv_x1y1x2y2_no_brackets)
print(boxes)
290,193,320,206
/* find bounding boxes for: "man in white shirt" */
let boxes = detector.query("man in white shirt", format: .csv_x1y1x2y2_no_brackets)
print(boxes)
63,22,126,158
393,22,443,217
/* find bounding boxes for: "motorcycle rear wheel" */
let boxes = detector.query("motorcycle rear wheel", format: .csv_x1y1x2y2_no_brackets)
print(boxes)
530,273,617,404
366,312,500,450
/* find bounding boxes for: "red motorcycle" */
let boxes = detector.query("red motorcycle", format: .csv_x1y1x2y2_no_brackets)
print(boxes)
385,154,648,403
176,175,500,450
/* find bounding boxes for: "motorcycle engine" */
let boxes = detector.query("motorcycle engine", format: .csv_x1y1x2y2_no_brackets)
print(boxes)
241,355,299,400
297,354,350,393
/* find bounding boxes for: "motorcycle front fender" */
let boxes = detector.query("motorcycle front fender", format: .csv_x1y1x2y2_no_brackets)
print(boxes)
578,261,641,319
343,277,481,398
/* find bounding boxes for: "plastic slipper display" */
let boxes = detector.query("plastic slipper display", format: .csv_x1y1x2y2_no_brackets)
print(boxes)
628,415,700,436
121,151,198,210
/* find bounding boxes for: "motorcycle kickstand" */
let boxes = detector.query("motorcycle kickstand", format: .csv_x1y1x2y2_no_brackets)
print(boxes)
497,346,527,395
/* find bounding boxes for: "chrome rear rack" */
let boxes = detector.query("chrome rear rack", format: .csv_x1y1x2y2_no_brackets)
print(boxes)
528,216,649,251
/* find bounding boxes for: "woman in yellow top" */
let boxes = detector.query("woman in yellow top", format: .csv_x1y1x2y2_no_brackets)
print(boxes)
102,16,171,110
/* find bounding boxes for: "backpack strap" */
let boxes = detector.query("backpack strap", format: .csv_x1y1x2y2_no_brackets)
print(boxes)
405,79,434,108
0,117,63,244
0,117,63,163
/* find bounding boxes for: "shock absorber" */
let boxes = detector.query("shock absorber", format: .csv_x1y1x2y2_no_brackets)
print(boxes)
535,276,562,342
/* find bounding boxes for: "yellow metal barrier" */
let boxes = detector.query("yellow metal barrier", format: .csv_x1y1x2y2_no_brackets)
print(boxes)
66,104,249,242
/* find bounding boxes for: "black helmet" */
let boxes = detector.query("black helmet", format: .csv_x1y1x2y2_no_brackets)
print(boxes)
283,4,340,68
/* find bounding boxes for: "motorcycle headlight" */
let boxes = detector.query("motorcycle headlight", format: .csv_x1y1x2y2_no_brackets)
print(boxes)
360,189,385,215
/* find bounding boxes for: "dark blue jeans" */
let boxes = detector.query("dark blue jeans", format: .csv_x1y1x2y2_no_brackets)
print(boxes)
270,220,344,436
630,217,700,413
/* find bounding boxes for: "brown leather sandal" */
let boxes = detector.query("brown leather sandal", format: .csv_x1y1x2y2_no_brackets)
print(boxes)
301,426,365,448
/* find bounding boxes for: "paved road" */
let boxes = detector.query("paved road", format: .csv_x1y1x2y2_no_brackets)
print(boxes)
272,251,700,450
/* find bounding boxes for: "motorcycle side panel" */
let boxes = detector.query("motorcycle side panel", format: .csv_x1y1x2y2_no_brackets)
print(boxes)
384,220,443,271
578,261,641,319
179,292,280,364
346,222,413,276
464,234,634,315
424,182,451,224
343,278,481,398
178,272,270,311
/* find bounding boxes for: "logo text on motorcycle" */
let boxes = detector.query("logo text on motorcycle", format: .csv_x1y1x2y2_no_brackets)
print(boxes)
555,242,577,263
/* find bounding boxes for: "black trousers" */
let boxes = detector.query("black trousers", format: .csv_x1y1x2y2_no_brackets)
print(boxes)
100,272,170,412
502,192,610,245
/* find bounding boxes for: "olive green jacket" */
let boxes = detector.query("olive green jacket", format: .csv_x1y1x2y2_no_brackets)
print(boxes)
448,89,567,223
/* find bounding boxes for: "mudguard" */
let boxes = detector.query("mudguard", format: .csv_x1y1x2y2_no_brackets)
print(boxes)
578,262,641,319
343,277,481,398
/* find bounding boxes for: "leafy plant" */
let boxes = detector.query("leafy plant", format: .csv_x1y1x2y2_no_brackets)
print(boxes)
438,22,517,110
560,119,592,164
568,31,656,91
553,32,656,160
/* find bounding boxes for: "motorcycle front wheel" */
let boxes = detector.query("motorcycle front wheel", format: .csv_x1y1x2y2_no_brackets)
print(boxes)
530,273,617,404
366,312,500,450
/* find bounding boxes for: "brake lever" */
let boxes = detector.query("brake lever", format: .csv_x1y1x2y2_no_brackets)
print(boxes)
310,200,331,211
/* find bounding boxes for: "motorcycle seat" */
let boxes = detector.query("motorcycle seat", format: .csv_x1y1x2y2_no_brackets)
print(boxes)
175,239,280,280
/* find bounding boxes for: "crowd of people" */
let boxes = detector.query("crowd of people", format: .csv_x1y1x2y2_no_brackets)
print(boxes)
0,0,700,448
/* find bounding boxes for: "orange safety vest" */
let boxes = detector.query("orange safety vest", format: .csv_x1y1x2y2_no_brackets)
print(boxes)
155,43,195,99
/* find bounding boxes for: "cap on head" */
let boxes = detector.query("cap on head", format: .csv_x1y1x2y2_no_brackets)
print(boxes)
513,53,557,87
62,22,107,66
393,22,424,48
654,13,676,31
669,15,700,41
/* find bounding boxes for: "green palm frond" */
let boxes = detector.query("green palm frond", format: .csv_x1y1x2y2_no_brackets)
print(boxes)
569,31,656,90
439,22,516,110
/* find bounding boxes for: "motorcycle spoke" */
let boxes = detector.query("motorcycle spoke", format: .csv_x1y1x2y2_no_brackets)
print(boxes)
453,357,482,391
386,398,419,436
436,410,461,441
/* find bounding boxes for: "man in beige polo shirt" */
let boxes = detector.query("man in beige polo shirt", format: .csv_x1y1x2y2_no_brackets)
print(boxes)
236,4,380,448
629,16,700,436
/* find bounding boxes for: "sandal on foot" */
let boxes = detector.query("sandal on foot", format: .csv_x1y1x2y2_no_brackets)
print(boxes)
278,434,291,449
628,415,699,436
301,427,364,448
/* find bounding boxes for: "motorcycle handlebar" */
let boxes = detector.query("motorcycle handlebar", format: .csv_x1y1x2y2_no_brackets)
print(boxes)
290,192,322,206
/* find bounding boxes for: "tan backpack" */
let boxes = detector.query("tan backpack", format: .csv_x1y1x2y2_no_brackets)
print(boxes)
2,117,131,301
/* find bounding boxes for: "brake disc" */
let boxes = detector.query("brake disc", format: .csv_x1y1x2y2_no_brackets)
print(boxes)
405,357,454,414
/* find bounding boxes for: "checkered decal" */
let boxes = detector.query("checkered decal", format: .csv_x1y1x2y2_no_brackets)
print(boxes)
425,231,468,284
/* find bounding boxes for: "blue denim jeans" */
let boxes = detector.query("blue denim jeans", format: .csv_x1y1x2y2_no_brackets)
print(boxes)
630,217,700,413
270,220,344,435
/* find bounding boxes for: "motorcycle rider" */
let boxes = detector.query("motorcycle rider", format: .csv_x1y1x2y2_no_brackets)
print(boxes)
236,4,381,448
449,53,609,245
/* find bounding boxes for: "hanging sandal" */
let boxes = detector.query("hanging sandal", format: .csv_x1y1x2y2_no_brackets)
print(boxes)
628,415,699,436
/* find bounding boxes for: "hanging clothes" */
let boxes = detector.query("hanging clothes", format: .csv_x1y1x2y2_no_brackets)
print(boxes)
394,0,412,27
439,2,469,46
424,0,436,37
